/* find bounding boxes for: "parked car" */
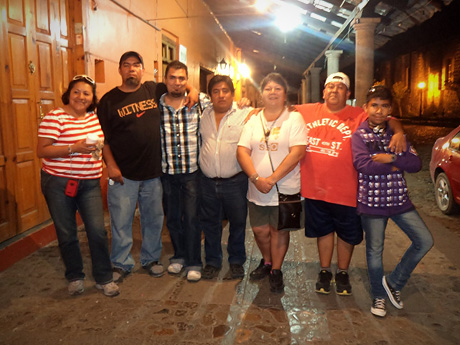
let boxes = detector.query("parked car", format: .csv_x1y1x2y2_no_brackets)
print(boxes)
429,125,460,214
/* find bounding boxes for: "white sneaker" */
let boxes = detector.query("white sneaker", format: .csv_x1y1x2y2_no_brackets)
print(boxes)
168,263,183,274
68,280,84,296
187,270,201,282
371,298,387,317
95,281,120,297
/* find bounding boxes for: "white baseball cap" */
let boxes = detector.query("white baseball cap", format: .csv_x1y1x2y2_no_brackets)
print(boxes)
324,72,350,89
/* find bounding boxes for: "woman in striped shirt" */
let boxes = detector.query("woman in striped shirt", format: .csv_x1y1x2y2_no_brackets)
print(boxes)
37,75,119,297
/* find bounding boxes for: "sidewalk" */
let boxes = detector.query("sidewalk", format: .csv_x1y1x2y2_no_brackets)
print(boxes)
0,211,459,345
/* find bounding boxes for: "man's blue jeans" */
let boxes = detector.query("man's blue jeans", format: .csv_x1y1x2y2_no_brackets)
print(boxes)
41,170,112,284
108,177,164,272
362,209,433,299
200,172,248,268
161,171,201,271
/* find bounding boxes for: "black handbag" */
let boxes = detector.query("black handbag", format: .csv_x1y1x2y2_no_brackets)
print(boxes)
277,192,302,230
260,115,302,230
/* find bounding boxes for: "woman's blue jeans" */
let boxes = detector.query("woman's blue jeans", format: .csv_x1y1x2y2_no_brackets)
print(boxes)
41,170,112,284
362,209,433,299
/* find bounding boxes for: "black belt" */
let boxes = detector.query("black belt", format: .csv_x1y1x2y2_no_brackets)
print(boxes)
209,171,245,181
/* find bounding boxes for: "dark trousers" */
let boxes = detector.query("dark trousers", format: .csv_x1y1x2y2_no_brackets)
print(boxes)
200,172,248,267
161,171,202,271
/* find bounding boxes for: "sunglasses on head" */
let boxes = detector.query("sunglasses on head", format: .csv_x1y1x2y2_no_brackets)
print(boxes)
72,75,95,85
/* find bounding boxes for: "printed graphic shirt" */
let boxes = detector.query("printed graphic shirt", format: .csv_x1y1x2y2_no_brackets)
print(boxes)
38,108,104,179
97,81,163,181
199,102,251,178
296,103,368,207
352,120,421,216
160,93,210,175
238,109,307,206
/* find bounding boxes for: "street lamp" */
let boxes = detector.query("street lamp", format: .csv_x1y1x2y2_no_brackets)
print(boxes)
217,58,229,75
418,81,426,118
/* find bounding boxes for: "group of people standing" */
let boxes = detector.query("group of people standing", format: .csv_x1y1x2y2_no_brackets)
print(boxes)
38,51,433,318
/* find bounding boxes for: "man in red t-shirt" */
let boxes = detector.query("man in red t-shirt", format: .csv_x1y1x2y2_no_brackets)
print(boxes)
296,72,404,296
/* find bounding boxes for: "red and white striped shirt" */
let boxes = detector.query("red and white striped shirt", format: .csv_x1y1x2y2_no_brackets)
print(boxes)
38,108,104,179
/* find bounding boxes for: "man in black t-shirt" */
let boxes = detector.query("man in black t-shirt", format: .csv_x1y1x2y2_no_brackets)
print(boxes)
98,51,166,282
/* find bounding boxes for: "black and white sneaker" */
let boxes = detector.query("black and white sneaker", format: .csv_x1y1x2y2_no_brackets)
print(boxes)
382,276,403,309
371,298,387,317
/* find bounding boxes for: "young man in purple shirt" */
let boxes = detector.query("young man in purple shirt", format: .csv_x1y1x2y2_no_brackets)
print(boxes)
351,85,433,318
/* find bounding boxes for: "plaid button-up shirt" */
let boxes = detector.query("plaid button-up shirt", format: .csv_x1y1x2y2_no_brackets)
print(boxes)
159,93,210,174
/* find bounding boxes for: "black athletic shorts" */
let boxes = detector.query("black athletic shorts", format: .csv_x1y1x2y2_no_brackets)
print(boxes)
304,198,363,245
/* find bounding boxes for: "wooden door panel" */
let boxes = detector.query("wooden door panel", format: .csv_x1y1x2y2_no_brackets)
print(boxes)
35,0,51,33
59,0,68,37
8,33,29,90
8,0,25,24
37,40,53,91
0,166,15,242
12,100,35,161
16,160,39,231
60,47,69,87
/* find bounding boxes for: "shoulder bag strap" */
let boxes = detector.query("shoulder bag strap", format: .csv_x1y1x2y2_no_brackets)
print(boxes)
260,114,280,193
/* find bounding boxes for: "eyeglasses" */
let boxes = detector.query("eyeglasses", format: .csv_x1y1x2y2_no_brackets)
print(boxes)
72,75,95,85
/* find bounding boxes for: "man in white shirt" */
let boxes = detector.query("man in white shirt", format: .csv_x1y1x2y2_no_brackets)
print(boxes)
199,75,251,280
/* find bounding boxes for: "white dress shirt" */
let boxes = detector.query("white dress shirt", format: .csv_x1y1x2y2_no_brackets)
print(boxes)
199,102,251,178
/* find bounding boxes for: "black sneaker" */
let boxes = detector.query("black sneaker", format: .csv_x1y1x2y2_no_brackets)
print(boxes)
382,276,403,309
249,259,272,281
112,267,130,283
335,271,352,295
269,269,284,293
229,264,245,279
371,298,387,317
201,265,220,280
315,270,333,294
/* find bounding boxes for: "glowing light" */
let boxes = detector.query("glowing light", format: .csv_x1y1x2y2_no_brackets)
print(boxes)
331,20,343,28
238,63,251,79
254,0,270,12
418,81,426,89
216,58,230,76
428,73,440,107
275,4,303,32
311,13,327,22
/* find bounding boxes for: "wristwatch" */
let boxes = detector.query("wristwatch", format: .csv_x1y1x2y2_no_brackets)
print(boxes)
390,154,397,163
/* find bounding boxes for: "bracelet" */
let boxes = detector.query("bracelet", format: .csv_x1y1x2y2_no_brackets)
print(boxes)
68,144,72,155
390,154,396,163
249,173,259,183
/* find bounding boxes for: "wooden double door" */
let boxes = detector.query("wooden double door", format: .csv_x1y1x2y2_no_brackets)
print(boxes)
0,0,73,242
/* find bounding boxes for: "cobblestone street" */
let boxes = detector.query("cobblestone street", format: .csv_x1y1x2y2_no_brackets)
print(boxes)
1,208,460,344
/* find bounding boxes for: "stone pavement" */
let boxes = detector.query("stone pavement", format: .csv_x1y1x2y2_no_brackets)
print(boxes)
1,211,460,345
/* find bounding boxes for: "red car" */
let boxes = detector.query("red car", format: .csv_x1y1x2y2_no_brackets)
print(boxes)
430,125,460,214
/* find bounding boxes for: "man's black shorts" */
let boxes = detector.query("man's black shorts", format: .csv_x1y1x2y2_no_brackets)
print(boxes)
304,198,363,245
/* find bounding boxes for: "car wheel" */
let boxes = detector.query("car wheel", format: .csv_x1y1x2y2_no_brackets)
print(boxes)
435,172,459,215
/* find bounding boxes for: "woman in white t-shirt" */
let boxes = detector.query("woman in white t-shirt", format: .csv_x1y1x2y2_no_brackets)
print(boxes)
237,73,307,293
37,76,119,298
